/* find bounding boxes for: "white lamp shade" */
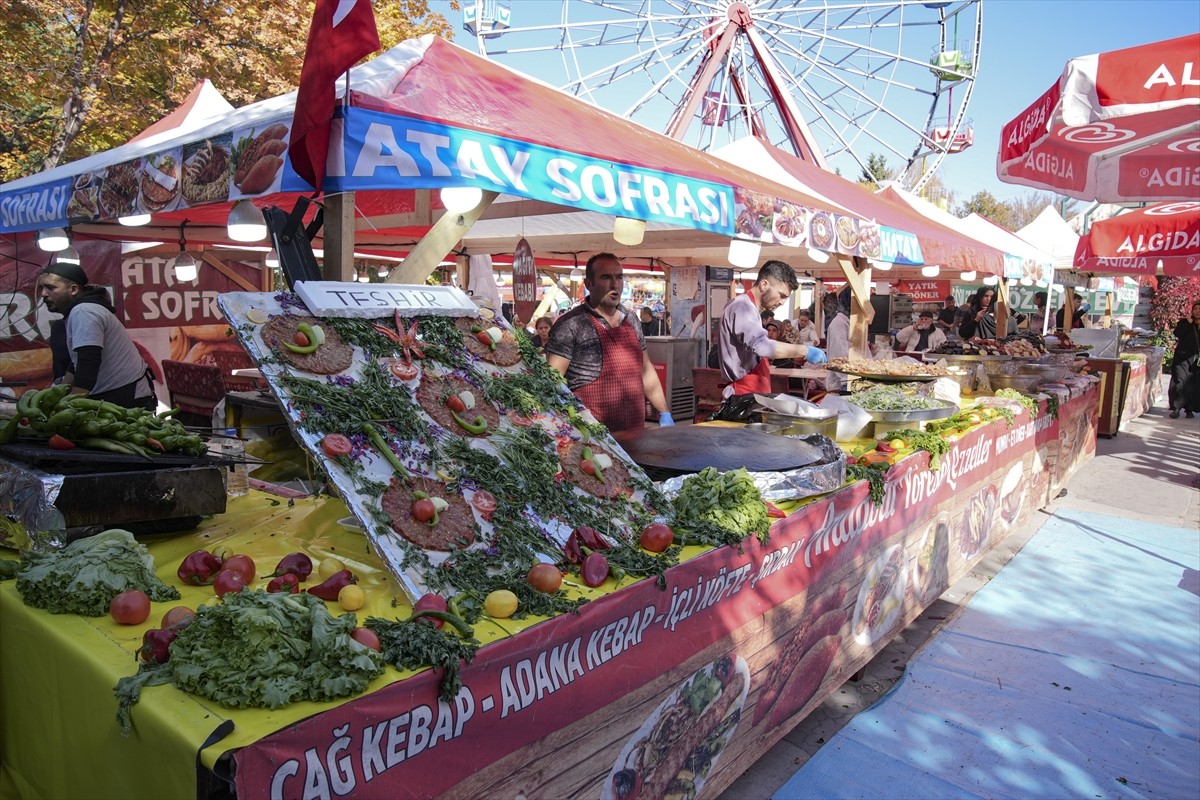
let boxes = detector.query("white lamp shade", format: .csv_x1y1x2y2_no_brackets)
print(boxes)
55,245,81,265
959,270,977,281
869,259,892,271
118,212,152,227
227,200,267,242
37,227,69,252
612,217,646,246
173,252,198,281
806,247,830,264
1007,278,1018,287
568,268,584,281
1036,278,1049,288
264,248,280,268
440,186,483,213
920,265,940,277
1019,277,1033,286
728,238,762,269
983,274,999,286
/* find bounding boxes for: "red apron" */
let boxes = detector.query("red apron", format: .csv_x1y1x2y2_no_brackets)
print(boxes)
729,357,772,396
573,315,646,432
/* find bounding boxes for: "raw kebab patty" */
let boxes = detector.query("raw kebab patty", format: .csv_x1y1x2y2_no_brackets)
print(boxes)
381,480,477,551
260,315,354,374
453,317,522,366
416,373,499,437
558,440,631,499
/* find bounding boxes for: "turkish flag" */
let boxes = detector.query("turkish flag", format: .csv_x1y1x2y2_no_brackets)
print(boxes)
288,0,380,190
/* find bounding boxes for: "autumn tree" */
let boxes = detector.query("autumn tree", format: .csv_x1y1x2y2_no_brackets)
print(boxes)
0,0,457,183
1008,191,1079,230
956,190,1014,229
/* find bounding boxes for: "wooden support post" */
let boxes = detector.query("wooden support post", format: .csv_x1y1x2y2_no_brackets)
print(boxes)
814,278,825,336
387,191,499,285
837,255,872,359
1063,287,1077,331
323,192,356,281
1102,292,1114,328
995,279,1011,336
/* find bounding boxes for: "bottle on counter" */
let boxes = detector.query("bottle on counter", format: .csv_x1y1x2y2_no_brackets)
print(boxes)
221,428,249,497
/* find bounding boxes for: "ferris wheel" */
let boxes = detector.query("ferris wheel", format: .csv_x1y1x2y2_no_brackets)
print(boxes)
460,0,983,194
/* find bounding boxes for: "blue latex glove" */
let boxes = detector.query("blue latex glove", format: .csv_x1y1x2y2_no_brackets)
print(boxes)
658,411,675,427
805,345,828,364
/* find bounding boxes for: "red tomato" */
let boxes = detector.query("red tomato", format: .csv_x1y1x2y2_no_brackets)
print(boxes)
160,606,196,631
48,434,76,450
445,394,466,413
350,627,381,651
388,359,419,381
109,589,151,625
220,554,256,584
470,489,497,515
292,331,310,347
321,434,353,458
639,523,673,553
411,498,437,523
527,563,563,594
413,593,449,628
580,459,597,477
213,570,247,598
507,411,533,428
475,331,492,345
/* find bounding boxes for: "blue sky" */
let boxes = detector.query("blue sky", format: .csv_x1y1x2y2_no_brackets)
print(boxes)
430,0,1195,206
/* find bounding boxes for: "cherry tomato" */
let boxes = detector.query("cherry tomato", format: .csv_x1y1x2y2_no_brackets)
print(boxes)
527,563,563,594
219,554,256,584
388,359,419,381
350,627,381,651
445,394,466,413
413,593,449,628
292,331,310,347
160,606,196,631
475,331,493,346
213,570,247,598
580,459,597,477
639,523,673,553
321,434,353,458
470,489,497,516
109,589,151,625
412,498,437,523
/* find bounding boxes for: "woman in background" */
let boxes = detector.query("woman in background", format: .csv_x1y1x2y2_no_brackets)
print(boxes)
533,316,553,352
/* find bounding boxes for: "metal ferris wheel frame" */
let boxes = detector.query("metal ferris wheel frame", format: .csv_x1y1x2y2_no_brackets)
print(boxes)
462,0,984,193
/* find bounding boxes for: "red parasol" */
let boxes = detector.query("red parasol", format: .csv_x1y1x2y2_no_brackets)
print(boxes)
1073,201,1200,276
998,34,1200,203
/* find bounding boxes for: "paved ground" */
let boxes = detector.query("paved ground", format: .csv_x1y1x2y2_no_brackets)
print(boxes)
719,384,1200,800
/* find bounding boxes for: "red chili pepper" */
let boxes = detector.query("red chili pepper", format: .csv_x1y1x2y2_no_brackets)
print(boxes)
575,525,611,551
371,323,402,343
307,569,356,600
137,627,177,664
765,501,787,519
564,532,584,565
177,549,223,586
144,437,165,452
48,434,76,450
269,552,313,581
266,573,300,594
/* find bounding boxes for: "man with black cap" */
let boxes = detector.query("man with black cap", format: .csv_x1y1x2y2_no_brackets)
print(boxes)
36,262,155,410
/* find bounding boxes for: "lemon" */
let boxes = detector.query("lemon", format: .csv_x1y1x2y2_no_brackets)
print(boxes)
338,584,366,611
318,557,346,580
483,589,518,619
246,308,270,324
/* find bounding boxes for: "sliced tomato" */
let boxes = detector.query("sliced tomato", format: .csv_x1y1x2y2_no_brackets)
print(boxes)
445,394,466,413
469,489,497,515
475,331,492,346
412,498,437,523
507,411,533,428
388,359,419,381
292,331,310,347
321,434,353,458
579,459,597,477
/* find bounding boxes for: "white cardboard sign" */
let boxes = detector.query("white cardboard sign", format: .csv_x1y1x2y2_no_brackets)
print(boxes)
294,281,479,318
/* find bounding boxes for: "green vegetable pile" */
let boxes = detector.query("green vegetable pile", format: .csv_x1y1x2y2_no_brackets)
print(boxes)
846,463,887,506
16,529,179,616
995,388,1039,417
673,467,770,546
850,384,946,412
365,615,479,702
115,590,383,734
880,429,952,470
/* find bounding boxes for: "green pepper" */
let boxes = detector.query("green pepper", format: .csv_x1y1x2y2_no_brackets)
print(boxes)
451,411,488,435
0,415,19,445
407,609,474,638
282,322,322,354
362,422,410,478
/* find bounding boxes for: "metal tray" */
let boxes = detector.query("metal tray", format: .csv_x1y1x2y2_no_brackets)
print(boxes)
861,401,959,423
612,425,824,476
827,368,943,383
923,353,1011,362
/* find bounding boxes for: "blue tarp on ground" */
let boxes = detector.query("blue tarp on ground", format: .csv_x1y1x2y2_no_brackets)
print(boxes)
776,510,1200,800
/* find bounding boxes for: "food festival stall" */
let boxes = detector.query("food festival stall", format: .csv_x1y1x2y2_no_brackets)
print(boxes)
1,26,1107,800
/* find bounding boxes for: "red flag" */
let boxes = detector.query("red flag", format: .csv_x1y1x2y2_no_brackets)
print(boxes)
288,0,380,190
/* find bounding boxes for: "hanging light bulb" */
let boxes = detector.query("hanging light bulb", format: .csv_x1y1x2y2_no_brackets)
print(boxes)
55,245,81,265
868,259,892,271
264,248,280,268
612,217,646,246
920,265,940,278
1007,277,1018,287
728,238,762,269
983,274,999,286
440,186,483,213
1036,278,1049,288
569,267,584,281
357,268,371,283
1019,276,1033,286
959,269,977,281
119,212,152,227
806,247,830,264
377,265,390,278
227,200,267,242
173,221,198,281
37,227,69,252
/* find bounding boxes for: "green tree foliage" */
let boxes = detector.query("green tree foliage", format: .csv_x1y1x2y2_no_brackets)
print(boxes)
0,0,457,182
857,153,894,189
955,189,1014,229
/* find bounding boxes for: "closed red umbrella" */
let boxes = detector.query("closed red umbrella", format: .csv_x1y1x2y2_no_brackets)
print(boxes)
998,34,1200,202
1073,201,1200,276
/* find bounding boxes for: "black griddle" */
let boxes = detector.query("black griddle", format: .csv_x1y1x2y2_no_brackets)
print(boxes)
613,425,823,479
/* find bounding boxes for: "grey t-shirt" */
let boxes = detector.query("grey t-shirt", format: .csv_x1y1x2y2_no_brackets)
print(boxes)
718,293,777,384
66,303,151,398
545,302,645,390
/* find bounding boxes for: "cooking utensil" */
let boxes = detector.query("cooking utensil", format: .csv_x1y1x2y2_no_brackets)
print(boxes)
759,410,839,438
611,425,824,477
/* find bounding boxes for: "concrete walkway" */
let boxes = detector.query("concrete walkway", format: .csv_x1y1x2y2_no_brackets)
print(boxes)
719,393,1200,799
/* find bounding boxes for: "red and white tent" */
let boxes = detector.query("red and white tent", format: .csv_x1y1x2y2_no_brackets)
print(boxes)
997,34,1200,203
1073,201,1200,277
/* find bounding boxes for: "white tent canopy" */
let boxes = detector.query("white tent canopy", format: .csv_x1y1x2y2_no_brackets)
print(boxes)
1015,206,1080,270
